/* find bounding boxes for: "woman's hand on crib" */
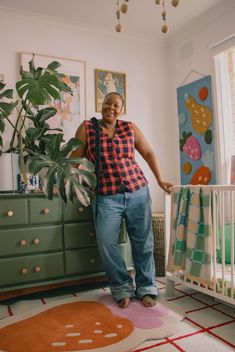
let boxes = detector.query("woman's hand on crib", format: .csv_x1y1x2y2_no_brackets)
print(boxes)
158,180,174,194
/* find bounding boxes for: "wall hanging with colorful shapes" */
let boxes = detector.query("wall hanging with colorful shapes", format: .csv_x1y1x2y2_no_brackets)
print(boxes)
177,75,216,185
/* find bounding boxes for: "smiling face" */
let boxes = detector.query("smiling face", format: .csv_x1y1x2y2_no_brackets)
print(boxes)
101,93,123,123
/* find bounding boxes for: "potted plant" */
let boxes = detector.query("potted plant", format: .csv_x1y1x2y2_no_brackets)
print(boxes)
0,56,96,206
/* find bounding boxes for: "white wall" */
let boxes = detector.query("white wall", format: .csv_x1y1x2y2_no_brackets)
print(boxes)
167,0,235,185
0,8,174,211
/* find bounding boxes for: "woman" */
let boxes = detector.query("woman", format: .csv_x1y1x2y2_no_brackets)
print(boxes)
72,92,173,308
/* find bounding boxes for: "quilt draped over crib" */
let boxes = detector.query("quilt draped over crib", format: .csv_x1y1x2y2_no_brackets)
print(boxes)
166,185,213,286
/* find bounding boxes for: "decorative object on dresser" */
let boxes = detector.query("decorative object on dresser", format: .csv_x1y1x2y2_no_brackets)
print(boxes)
152,212,165,276
0,193,133,301
0,152,19,191
0,54,95,205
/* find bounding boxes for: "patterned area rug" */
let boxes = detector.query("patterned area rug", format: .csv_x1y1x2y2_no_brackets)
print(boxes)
0,289,184,352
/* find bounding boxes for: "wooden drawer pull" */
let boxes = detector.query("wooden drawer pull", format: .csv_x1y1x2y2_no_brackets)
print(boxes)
7,210,14,217
78,207,84,213
33,238,40,245
34,266,41,273
90,257,95,264
19,239,27,246
43,208,50,214
20,268,28,275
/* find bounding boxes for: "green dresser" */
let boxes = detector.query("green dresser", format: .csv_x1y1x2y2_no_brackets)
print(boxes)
0,194,133,298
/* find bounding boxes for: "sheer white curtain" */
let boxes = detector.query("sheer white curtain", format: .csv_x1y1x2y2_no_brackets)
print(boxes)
210,35,235,184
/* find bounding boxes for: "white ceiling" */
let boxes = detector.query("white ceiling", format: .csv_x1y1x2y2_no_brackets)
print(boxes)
0,0,224,39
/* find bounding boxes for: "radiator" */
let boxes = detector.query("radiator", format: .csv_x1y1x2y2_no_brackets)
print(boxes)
152,212,165,277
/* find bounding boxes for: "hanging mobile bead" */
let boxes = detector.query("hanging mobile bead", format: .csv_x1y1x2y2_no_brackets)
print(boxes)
161,0,168,33
115,0,123,32
121,0,128,14
113,0,179,34
172,0,180,7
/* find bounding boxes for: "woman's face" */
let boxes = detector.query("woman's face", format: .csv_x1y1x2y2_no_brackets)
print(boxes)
102,94,123,123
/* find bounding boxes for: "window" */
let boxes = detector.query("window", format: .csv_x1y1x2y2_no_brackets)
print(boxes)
213,36,235,184
227,47,235,155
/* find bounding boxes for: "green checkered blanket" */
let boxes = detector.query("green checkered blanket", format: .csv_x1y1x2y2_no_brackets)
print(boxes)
166,186,213,285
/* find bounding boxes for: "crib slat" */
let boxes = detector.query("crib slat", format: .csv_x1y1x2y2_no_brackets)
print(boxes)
212,190,217,293
230,191,234,299
221,191,225,295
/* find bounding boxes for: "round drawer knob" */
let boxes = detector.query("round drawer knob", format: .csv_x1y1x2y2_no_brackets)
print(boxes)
7,210,14,217
34,266,41,273
19,239,27,246
89,232,95,238
78,207,84,213
90,257,95,264
20,268,28,275
33,238,40,245
43,208,50,214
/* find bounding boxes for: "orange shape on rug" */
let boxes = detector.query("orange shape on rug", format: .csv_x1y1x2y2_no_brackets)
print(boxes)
0,301,134,352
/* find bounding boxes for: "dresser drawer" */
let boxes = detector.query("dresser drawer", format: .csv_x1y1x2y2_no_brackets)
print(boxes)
64,222,96,249
0,225,63,257
64,221,127,250
0,253,64,287
0,198,28,227
65,248,103,275
28,198,62,224
63,201,93,222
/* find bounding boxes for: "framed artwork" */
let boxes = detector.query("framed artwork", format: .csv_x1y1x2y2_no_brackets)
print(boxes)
177,75,216,185
0,74,4,81
95,69,126,113
20,52,86,142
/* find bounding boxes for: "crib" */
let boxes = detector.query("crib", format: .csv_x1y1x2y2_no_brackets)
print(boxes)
165,185,235,306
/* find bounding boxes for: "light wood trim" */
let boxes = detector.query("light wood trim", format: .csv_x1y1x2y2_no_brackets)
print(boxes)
0,271,135,302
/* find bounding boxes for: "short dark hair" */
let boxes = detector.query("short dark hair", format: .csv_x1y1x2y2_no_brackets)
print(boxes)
104,92,124,108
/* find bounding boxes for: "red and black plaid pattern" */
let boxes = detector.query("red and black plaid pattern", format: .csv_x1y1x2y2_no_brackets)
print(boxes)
84,119,148,195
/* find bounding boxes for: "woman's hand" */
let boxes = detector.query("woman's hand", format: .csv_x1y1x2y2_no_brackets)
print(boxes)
158,180,174,194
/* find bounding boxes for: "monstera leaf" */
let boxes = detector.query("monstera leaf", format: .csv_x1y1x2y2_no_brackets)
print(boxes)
0,81,18,153
28,134,96,205
16,57,72,106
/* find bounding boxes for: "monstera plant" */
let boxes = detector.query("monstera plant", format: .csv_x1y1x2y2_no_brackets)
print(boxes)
0,56,96,205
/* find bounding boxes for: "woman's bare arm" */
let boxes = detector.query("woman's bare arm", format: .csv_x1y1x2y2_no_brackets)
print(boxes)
70,121,87,158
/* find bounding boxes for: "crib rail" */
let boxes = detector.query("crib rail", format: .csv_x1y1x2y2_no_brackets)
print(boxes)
212,186,235,299
165,185,235,305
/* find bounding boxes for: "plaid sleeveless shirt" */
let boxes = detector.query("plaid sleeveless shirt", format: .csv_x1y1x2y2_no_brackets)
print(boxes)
84,119,148,195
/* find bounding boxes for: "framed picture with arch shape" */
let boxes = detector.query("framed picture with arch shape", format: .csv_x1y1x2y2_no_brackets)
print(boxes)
95,69,126,114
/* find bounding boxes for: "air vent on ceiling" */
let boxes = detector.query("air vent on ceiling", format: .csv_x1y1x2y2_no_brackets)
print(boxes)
180,40,194,60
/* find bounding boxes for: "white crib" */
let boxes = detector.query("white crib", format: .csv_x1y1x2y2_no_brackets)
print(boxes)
165,185,235,306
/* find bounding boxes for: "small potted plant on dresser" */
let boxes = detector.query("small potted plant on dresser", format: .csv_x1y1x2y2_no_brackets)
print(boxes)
0,55,95,205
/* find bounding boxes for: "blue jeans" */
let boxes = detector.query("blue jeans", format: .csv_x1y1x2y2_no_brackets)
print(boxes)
92,186,158,301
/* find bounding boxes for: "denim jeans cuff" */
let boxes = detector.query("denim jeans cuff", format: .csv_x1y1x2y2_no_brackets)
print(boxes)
110,279,135,301
135,286,159,300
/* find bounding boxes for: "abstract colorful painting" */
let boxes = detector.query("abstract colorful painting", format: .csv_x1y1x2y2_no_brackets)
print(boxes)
177,75,216,185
